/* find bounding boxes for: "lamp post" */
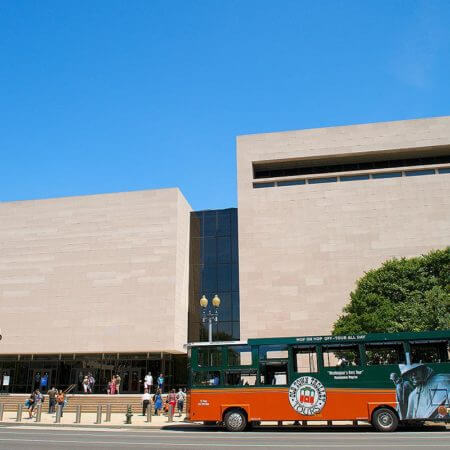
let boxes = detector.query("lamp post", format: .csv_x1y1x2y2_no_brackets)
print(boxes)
200,295,221,343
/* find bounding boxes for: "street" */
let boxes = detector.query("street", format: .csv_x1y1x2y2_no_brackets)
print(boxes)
0,425,448,449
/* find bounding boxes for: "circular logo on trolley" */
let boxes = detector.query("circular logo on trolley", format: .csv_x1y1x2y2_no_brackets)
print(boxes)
288,376,326,416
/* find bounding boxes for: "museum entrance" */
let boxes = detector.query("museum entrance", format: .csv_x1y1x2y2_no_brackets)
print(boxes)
121,368,141,393
30,369,53,393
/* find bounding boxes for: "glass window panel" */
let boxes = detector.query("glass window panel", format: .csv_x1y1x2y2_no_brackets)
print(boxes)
202,266,217,292
217,264,231,291
217,236,231,264
193,371,221,386
323,345,361,367
190,213,202,238
308,177,338,184
232,322,240,341
204,213,217,236
217,212,231,236
190,238,202,266
277,179,306,187
225,370,257,386
405,169,435,177
217,293,232,321
372,172,402,179
228,346,252,366
340,174,370,182
231,264,239,292
231,293,240,321
410,341,448,363
204,237,217,264
253,182,275,188
365,343,406,365
197,347,222,367
216,322,233,341
438,167,450,174
231,236,239,264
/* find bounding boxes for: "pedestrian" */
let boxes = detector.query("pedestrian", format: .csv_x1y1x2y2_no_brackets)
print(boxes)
144,372,153,391
31,389,43,418
48,386,57,414
157,373,164,393
40,372,48,394
115,374,121,394
109,376,116,395
142,388,151,415
176,388,185,416
26,391,36,419
167,389,176,417
56,390,65,417
82,376,89,394
88,373,95,393
153,389,163,416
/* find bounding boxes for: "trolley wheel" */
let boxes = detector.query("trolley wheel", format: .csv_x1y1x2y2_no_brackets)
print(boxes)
223,409,247,432
372,408,398,432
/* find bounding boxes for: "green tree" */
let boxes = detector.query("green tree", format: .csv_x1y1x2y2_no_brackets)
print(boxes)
332,247,450,335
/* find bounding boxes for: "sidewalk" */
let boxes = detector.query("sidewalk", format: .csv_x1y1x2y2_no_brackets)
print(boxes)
0,410,192,429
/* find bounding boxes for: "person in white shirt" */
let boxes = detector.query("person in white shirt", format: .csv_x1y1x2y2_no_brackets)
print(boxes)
144,373,153,391
176,388,186,416
142,389,151,415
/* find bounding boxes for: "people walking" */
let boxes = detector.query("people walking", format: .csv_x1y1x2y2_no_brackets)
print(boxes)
39,372,48,393
26,391,36,418
115,374,121,394
48,386,57,413
167,389,176,417
88,373,95,393
153,389,163,416
144,372,153,391
176,388,185,416
142,388,151,415
157,373,164,393
56,390,65,417
109,376,116,395
82,376,90,394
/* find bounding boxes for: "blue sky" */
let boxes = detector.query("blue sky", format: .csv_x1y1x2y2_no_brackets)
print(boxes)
1,1,449,210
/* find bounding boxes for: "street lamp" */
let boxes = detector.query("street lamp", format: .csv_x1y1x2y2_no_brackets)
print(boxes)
200,295,221,343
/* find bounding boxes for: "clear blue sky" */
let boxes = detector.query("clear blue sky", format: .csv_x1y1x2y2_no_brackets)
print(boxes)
1,1,449,210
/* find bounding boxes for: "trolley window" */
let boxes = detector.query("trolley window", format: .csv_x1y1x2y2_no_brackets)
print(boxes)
193,371,221,386
410,340,449,363
365,342,406,365
228,346,252,367
293,346,318,373
197,347,222,367
323,344,361,367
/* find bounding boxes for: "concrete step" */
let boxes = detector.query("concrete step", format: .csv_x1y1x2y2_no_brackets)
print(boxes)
0,394,186,414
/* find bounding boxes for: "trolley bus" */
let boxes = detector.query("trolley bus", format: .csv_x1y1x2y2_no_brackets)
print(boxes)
186,330,450,432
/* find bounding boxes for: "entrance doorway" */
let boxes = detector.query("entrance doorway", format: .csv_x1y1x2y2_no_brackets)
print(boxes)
31,369,52,393
0,369,13,393
121,368,142,393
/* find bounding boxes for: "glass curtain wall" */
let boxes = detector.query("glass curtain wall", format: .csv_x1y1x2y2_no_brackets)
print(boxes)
188,208,240,342
0,353,187,394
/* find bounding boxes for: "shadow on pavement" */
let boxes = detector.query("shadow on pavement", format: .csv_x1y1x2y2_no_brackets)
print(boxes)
162,424,449,433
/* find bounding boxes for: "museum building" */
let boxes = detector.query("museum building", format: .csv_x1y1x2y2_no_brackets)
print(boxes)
0,116,449,393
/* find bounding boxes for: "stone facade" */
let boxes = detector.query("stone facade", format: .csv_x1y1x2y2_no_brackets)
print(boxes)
237,116,450,339
0,188,191,354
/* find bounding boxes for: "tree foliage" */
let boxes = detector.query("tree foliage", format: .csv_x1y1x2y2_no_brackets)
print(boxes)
332,247,450,335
